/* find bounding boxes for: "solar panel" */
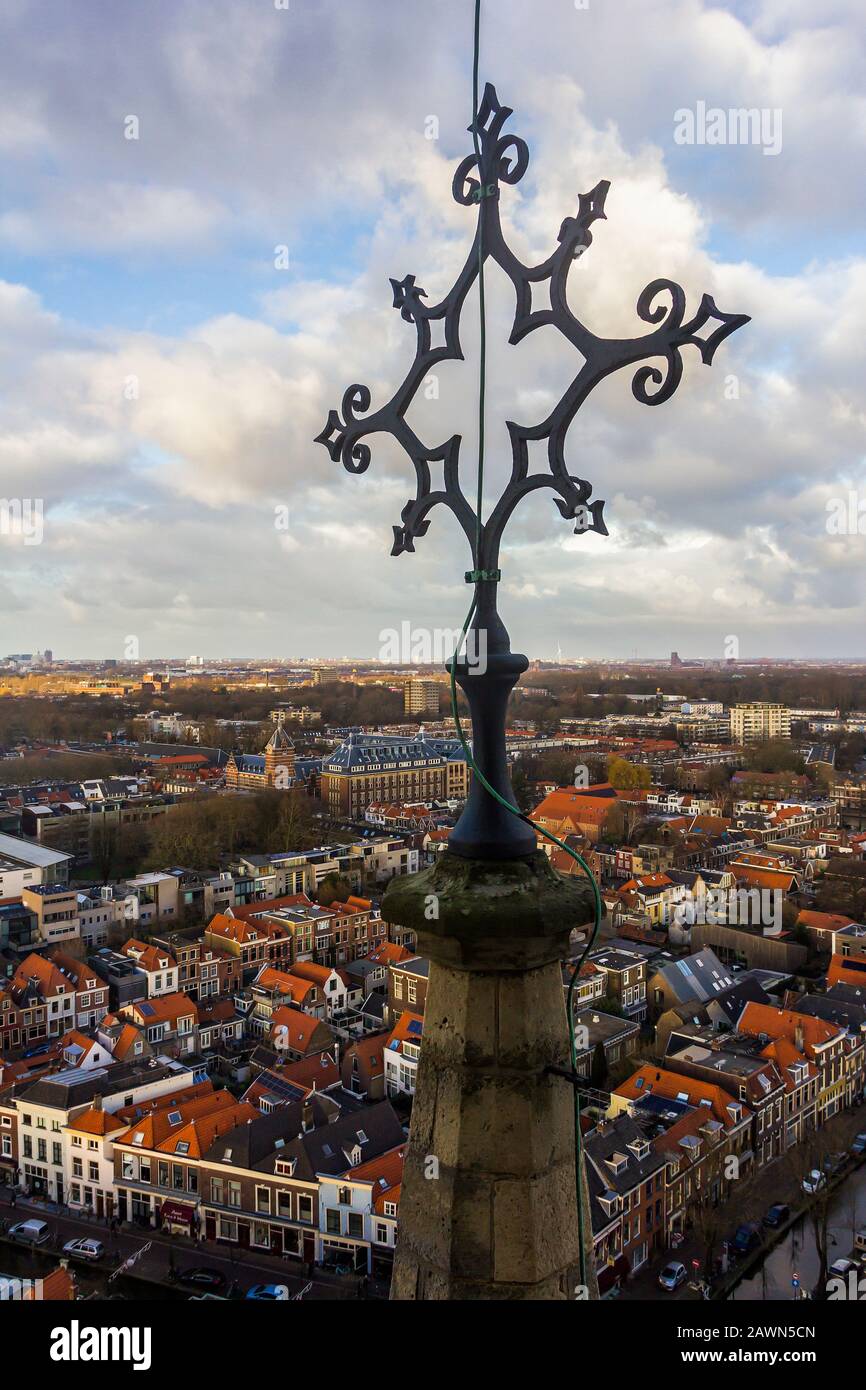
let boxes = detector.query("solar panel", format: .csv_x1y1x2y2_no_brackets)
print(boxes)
407,1019,422,1035
138,1002,155,1017
251,1069,306,1104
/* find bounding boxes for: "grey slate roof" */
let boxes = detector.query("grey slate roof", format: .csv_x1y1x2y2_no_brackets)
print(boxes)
252,1100,404,1180
323,731,466,775
653,948,735,1003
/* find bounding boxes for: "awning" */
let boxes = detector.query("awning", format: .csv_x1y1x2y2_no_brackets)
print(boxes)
160,1200,196,1224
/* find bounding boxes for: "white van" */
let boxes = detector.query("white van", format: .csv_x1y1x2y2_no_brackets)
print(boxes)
8,1219,51,1246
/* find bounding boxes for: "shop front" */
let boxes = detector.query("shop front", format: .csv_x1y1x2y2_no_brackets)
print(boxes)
160,1199,197,1236
319,1234,368,1273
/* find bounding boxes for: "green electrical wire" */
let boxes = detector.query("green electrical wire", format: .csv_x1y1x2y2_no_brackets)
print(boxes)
447,0,603,1295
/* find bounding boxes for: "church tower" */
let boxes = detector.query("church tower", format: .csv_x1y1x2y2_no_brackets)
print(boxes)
264,723,295,788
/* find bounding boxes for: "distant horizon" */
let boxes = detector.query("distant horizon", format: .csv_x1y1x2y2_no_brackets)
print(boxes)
8,654,866,669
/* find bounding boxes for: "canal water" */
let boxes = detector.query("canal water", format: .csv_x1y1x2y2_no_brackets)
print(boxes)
0,1243,181,1301
731,1164,866,1300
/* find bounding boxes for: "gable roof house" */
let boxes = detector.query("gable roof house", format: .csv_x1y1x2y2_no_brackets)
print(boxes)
112,1087,254,1232
341,1032,387,1101
119,939,179,998
198,1099,404,1264
269,1006,336,1061
117,992,199,1058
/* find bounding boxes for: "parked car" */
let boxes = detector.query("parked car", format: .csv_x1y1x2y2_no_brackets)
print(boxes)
762,1203,791,1229
829,1258,859,1279
802,1169,826,1194
245,1284,290,1301
174,1267,226,1292
8,1219,51,1246
851,1133,866,1156
62,1237,105,1262
732,1222,762,1255
823,1152,847,1176
658,1261,687,1292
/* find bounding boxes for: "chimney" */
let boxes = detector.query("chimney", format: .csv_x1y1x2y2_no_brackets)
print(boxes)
794,1022,804,1053
93,1094,103,1112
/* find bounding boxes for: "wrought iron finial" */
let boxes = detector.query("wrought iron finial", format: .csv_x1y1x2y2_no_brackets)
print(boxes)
315,83,749,861
316,83,749,578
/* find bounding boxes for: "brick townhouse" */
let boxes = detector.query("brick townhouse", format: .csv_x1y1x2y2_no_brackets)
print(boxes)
199,1100,404,1265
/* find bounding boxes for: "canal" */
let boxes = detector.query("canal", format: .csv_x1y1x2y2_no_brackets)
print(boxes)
731,1163,866,1300
0,1242,183,1301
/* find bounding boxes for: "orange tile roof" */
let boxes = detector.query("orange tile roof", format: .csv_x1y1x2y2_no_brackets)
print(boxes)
245,1052,339,1102
531,784,620,827
121,938,177,973
271,1006,328,1051
738,1001,841,1056
25,1266,75,1301
114,1080,214,1123
115,1088,233,1152
614,1064,752,1126
227,894,313,923
796,910,855,934
124,991,198,1027
110,1022,148,1061
827,954,866,988
255,966,318,1004
620,873,673,892
351,1143,405,1212
761,1037,819,1089
343,1033,386,1077
387,1010,424,1053
329,896,373,916
367,942,412,965
729,863,798,891
12,952,69,997
157,1101,257,1158
68,1106,127,1137
290,962,336,987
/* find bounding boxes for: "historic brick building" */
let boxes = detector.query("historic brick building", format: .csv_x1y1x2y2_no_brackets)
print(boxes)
225,724,295,791
320,730,469,819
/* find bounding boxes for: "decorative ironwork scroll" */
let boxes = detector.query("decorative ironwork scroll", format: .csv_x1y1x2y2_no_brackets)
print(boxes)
317,83,749,577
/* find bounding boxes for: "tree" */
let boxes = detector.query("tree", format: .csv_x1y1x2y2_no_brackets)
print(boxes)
606,757,651,791
90,817,120,882
784,1130,836,1298
317,873,353,907
597,994,625,1019
590,1040,608,1089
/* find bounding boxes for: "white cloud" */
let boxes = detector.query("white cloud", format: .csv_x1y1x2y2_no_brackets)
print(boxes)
0,0,863,658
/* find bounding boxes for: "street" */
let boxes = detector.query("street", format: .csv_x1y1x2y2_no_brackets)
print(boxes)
619,1103,866,1302
0,1191,382,1300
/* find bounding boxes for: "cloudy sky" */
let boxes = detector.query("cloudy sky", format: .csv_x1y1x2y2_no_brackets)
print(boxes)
0,0,864,662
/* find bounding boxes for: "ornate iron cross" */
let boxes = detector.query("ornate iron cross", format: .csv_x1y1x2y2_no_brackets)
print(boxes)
316,83,749,861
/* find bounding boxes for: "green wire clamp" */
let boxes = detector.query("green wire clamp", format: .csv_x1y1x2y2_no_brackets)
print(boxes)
471,182,498,201
464,568,501,583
